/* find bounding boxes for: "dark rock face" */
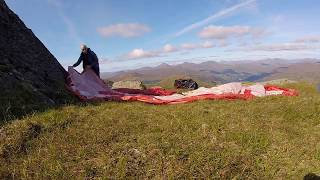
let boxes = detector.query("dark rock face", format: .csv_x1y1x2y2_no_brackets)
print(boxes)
0,0,75,121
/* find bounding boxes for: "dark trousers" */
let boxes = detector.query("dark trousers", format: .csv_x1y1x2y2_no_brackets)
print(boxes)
92,65,100,78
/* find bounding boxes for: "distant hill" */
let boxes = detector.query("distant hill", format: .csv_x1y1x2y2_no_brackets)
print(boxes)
102,58,320,84
263,62,320,83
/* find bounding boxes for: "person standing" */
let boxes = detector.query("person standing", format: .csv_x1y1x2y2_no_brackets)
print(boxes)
73,44,100,77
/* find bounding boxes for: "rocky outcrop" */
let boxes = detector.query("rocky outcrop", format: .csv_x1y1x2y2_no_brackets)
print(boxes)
112,80,146,90
0,0,75,121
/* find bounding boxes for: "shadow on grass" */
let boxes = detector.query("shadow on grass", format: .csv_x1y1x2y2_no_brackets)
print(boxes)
304,173,320,180
0,95,107,126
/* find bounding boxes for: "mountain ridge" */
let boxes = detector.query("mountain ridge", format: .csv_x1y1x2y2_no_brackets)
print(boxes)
102,58,320,84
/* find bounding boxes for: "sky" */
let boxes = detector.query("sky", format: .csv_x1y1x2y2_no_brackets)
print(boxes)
6,0,320,72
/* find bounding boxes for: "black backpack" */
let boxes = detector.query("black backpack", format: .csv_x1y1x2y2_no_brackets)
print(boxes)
174,79,198,90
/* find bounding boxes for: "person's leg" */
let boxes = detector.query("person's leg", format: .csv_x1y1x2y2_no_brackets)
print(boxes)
92,65,100,78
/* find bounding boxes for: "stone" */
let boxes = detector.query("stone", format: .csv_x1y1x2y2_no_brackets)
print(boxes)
112,80,146,90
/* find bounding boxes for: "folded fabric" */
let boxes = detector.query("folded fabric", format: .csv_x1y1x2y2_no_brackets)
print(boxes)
67,67,298,104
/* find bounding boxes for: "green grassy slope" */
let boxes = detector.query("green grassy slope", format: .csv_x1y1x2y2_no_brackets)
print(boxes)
0,82,320,179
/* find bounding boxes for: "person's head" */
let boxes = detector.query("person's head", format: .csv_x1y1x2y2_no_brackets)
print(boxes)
80,44,88,54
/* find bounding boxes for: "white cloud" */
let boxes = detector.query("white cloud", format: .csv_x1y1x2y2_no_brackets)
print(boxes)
181,43,199,50
245,43,320,51
199,25,264,39
175,0,256,37
123,41,216,60
163,44,178,53
99,58,112,64
97,23,151,38
127,49,159,59
218,39,229,47
294,35,320,43
201,41,214,48
163,41,216,54
180,41,218,50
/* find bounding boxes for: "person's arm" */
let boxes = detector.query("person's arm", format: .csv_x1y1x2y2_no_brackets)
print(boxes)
73,54,83,67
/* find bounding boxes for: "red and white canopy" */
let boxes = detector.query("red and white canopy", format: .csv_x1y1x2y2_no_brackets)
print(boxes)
66,67,298,105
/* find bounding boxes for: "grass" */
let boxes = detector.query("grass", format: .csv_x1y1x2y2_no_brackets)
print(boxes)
0,79,77,123
0,82,320,179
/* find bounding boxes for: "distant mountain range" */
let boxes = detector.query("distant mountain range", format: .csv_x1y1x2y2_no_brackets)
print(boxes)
102,58,320,84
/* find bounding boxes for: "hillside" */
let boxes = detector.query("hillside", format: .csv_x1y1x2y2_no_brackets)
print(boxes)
0,0,75,121
263,62,320,83
1,82,319,179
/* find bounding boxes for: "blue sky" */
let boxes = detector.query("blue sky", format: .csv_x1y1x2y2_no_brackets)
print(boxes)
6,0,320,72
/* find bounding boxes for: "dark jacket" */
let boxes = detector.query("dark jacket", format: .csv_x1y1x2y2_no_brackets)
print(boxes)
73,48,99,69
